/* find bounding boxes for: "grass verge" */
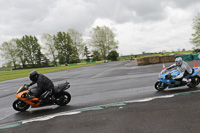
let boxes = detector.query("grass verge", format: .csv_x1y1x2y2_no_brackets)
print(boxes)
0,63,102,82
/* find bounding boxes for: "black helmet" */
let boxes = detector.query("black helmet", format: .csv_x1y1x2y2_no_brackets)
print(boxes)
29,70,39,82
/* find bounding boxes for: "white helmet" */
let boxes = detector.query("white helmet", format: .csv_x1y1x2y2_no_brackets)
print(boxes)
175,57,183,66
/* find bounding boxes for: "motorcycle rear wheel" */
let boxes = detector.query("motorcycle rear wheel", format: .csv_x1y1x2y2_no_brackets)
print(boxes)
56,91,71,106
188,76,200,88
13,99,30,112
155,81,167,91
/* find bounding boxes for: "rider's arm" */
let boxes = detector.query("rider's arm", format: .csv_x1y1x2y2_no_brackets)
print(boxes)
173,66,186,79
162,64,176,73
166,64,176,70
173,72,184,79
29,81,36,87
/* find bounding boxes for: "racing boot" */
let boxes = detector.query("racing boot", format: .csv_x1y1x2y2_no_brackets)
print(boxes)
187,78,192,85
182,78,191,85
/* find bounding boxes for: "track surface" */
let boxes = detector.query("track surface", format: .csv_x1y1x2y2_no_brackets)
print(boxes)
0,60,199,125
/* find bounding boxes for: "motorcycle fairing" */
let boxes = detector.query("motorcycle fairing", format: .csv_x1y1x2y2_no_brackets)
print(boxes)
157,67,199,88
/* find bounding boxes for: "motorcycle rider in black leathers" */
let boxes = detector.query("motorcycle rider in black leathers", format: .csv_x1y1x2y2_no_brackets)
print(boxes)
28,70,54,104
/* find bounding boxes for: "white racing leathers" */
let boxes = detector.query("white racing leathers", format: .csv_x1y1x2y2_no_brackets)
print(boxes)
167,61,192,80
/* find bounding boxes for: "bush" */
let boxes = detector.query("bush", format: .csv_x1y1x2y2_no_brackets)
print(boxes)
194,49,200,53
107,50,119,61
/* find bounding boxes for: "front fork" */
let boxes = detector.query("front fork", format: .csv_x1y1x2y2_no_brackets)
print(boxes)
157,79,166,87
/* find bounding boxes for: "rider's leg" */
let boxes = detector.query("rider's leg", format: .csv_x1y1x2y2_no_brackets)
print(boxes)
39,90,53,105
182,74,191,84
27,87,43,100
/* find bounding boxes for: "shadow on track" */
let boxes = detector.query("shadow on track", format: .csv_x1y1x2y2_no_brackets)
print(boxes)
155,86,200,95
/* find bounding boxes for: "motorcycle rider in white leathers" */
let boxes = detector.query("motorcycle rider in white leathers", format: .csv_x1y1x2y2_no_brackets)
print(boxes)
165,57,192,83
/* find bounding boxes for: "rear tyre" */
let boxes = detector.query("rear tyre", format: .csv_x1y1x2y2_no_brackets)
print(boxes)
188,75,200,88
155,81,167,91
56,91,71,106
13,99,30,112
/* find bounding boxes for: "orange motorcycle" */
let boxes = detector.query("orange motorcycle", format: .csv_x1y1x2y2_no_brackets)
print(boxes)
13,81,71,112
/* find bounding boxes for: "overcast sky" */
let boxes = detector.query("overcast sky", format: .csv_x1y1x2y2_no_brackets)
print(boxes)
0,0,200,66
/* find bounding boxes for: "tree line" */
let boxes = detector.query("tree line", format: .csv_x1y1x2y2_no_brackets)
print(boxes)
0,26,119,69
192,12,200,51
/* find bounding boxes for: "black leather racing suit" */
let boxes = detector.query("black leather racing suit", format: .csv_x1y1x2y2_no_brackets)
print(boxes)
29,74,54,100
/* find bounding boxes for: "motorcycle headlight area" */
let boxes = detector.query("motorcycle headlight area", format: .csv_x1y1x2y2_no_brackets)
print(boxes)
21,93,28,98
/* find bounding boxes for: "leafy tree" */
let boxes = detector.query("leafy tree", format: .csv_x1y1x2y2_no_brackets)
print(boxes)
5,61,12,68
92,50,101,61
90,26,118,60
16,39,28,68
41,34,57,66
16,35,42,67
35,50,47,67
70,44,80,63
53,32,75,64
68,29,85,58
107,50,119,61
0,39,18,69
84,46,90,62
193,48,200,53
191,12,200,48
41,56,50,66
69,54,80,63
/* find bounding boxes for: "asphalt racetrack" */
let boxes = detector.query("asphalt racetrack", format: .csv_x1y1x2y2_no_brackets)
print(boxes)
1,60,200,133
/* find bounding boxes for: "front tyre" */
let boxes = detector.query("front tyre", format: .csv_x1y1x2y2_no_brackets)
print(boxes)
13,99,30,112
188,75,200,88
155,81,167,91
56,91,71,106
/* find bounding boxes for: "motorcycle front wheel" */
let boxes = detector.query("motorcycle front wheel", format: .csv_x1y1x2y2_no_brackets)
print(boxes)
13,99,30,112
55,91,71,106
155,81,167,91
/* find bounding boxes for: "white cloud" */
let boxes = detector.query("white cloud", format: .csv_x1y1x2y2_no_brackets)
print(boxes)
89,3,197,55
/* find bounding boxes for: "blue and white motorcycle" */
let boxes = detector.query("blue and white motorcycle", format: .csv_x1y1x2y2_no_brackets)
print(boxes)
155,64,200,91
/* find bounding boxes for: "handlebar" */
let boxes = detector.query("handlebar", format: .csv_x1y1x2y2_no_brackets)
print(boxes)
165,74,172,79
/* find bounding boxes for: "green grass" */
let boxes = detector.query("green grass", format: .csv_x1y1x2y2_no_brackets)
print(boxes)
120,50,194,60
0,67,13,71
0,63,102,82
